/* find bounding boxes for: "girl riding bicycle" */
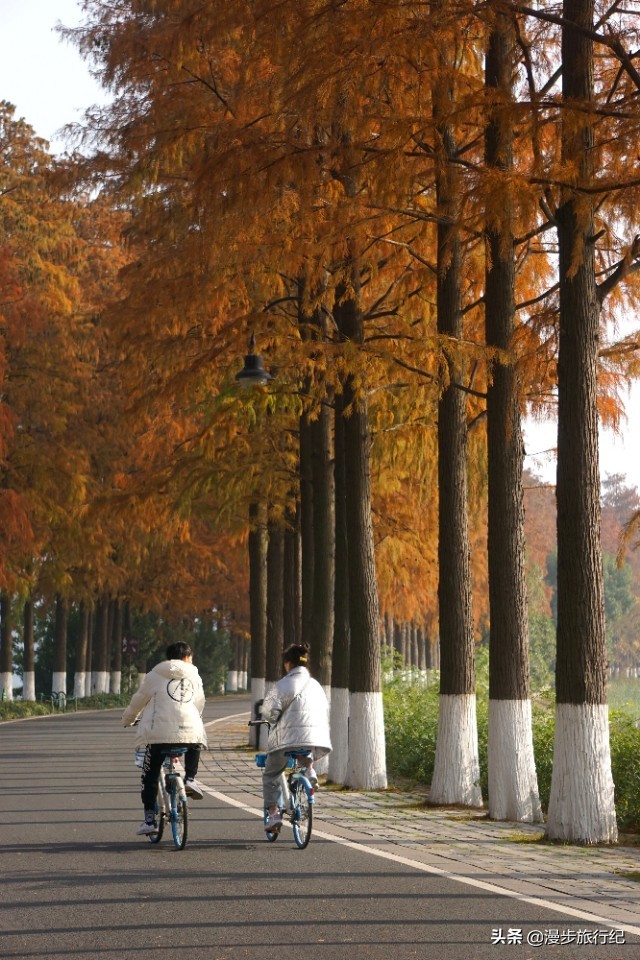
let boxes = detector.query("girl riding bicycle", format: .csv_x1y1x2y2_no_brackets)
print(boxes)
260,643,332,832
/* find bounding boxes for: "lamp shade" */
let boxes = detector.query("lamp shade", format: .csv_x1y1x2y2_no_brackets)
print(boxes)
235,350,273,388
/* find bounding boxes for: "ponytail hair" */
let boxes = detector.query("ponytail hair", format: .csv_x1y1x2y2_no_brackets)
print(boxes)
283,643,310,669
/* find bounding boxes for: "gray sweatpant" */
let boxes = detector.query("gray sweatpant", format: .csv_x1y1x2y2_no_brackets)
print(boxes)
263,748,313,807
262,749,291,807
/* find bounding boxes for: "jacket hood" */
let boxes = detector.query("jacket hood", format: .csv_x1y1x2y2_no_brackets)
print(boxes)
151,659,199,680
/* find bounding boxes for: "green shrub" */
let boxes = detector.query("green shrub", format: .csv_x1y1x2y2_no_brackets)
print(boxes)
383,674,640,830
0,701,51,721
0,692,131,722
383,674,440,784
609,710,640,830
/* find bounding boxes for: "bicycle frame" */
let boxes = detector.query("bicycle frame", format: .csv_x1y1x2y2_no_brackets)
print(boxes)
249,719,315,848
148,748,189,849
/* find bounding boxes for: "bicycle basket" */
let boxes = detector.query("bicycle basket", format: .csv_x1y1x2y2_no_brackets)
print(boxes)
255,753,267,768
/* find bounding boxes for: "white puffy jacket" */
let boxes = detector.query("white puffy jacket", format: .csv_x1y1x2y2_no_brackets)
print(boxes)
122,660,207,748
262,666,331,758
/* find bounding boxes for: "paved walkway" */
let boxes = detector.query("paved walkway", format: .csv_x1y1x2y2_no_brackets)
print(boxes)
199,711,640,937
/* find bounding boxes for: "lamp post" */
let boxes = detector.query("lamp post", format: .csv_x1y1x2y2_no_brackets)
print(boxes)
236,332,272,748
235,333,273,389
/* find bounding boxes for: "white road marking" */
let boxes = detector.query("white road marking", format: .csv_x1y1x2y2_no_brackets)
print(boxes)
203,709,640,938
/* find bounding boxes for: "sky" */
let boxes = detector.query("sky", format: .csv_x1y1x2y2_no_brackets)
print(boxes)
1,0,639,493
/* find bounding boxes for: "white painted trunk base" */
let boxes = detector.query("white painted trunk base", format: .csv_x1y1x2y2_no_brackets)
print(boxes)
249,677,266,747
488,698,543,823
136,672,146,689
92,671,110,694
430,694,483,806
22,671,35,701
328,686,349,784
226,670,239,693
110,671,121,695
52,672,67,696
547,703,618,844
346,691,387,789
73,672,87,699
314,685,332,776
240,671,248,690
0,672,13,701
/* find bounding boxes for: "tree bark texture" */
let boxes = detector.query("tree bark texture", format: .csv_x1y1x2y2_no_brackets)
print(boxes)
249,501,268,683
332,388,350,693
22,599,35,700
337,295,383,698
0,593,13,701
299,410,315,643
249,501,268,743
547,0,616,843
433,115,475,699
92,595,110,693
265,520,285,684
555,0,607,710
311,397,335,687
430,52,480,806
283,505,301,647
329,388,351,784
110,598,123,693
335,277,387,789
53,594,68,694
74,601,90,698
485,5,541,822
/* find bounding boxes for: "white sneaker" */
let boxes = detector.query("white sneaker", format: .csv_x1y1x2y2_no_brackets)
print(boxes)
265,810,282,831
304,767,318,786
136,820,158,835
185,778,204,800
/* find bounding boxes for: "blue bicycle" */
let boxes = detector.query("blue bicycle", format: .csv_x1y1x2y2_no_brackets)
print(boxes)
148,747,189,849
249,720,315,849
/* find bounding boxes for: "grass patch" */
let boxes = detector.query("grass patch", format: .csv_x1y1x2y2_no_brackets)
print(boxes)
504,831,547,844
616,871,640,882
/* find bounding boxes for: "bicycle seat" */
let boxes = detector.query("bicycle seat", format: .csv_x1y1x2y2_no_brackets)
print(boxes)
159,747,188,756
284,750,313,759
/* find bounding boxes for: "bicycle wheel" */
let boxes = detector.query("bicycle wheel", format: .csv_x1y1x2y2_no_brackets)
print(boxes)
291,780,312,849
147,781,165,844
170,779,188,849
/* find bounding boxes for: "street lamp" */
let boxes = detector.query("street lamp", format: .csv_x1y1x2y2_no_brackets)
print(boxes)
235,333,273,389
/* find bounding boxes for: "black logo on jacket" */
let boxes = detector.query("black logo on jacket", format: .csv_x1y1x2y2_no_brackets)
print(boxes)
167,678,194,703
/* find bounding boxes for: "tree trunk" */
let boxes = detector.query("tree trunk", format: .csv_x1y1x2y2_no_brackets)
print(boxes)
110,599,123,694
485,5,542,823
53,595,68,696
249,501,268,745
429,56,481,806
283,505,300,646
310,395,335,689
74,601,89,698
86,607,94,693
92,595,110,694
265,519,285,688
336,282,387,790
417,626,427,675
329,387,351,783
0,593,13,701
22,599,35,700
226,632,240,692
546,0,617,843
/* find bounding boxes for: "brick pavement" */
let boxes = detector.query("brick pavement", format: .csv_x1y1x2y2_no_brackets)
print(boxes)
199,711,640,937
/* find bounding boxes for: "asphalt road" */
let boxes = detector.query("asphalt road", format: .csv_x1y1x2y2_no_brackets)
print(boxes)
0,699,637,960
